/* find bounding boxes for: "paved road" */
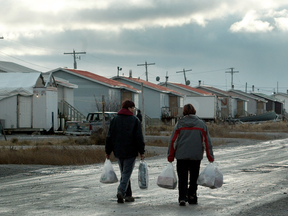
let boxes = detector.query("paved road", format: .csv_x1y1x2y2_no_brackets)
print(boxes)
0,137,287,215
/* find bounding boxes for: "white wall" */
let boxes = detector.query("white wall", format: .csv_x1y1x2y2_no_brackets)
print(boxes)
46,89,58,131
33,89,46,129
184,96,216,119
33,88,58,131
0,96,17,129
19,96,32,128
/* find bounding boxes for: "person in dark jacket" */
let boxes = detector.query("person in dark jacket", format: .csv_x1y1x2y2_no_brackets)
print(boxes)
167,104,214,206
136,109,142,122
105,100,145,203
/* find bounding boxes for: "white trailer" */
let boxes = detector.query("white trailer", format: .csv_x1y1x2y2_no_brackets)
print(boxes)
183,95,219,120
0,73,58,133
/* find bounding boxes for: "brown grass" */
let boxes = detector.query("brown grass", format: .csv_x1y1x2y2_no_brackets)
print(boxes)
1,121,287,165
0,146,158,165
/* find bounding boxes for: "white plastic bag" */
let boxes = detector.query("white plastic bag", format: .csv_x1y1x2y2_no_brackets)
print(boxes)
138,160,149,189
157,162,177,189
197,162,223,189
100,159,118,184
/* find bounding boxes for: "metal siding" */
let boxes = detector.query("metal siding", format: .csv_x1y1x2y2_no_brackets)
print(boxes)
19,96,32,128
52,71,112,116
107,89,121,111
134,93,139,109
114,78,162,118
46,90,58,131
184,96,216,119
64,87,74,106
145,88,161,119
247,99,257,115
33,89,46,129
0,96,17,128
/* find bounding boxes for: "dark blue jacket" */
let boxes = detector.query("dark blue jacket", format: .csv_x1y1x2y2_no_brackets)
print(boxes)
105,108,145,158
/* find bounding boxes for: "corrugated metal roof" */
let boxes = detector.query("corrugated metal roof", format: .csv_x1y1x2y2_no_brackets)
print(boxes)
0,61,39,73
61,69,139,92
252,92,284,103
114,76,183,96
168,82,214,96
229,89,267,102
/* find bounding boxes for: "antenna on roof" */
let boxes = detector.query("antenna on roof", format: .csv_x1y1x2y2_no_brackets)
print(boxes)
117,66,122,77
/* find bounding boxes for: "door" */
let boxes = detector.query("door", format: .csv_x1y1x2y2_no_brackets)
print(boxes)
19,96,32,128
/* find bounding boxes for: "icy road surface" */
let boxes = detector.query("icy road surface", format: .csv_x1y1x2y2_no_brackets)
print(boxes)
0,138,287,216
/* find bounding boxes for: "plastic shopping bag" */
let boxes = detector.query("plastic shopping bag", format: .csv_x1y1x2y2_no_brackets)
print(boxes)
138,160,149,189
157,162,177,189
100,159,118,184
197,162,223,189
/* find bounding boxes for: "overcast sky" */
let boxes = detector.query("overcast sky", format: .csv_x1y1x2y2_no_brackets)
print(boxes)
1,0,288,94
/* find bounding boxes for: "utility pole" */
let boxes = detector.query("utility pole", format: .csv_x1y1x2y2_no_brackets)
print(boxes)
141,83,145,140
225,67,239,89
137,61,155,82
176,68,192,85
64,49,86,69
165,71,169,87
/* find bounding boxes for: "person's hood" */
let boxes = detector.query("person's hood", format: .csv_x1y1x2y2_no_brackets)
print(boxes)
117,108,134,116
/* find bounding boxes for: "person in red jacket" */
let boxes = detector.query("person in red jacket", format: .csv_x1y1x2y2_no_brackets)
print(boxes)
105,100,145,203
167,103,214,206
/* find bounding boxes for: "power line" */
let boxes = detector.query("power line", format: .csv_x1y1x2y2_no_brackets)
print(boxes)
0,50,51,70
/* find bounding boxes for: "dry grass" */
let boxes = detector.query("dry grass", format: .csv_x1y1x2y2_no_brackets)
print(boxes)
206,121,288,139
1,121,287,165
0,146,158,165
146,125,174,136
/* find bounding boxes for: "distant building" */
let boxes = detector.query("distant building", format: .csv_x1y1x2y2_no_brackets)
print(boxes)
251,92,284,115
112,76,183,119
158,82,219,121
0,72,58,133
46,68,140,116
228,89,267,115
273,92,288,114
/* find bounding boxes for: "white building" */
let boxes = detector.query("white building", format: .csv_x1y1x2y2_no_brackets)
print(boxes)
0,73,58,133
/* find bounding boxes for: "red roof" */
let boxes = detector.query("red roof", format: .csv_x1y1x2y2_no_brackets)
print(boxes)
122,77,183,96
170,83,214,96
65,69,139,92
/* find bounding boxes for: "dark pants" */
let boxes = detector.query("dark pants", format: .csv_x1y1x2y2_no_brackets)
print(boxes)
117,157,136,197
176,159,201,202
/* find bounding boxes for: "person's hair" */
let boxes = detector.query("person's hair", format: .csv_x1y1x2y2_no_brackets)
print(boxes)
122,100,135,109
137,110,141,113
183,104,196,115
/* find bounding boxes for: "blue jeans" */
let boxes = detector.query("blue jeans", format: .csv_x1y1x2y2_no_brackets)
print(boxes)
117,157,136,197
